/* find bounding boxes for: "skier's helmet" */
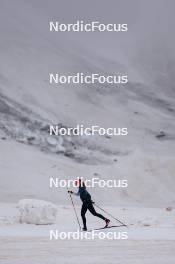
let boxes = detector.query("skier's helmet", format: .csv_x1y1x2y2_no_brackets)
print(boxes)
74,178,83,187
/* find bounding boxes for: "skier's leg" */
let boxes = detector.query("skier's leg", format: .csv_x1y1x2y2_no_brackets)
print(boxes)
81,203,88,229
87,202,106,220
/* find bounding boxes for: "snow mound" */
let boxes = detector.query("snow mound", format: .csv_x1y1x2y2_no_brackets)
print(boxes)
18,199,58,225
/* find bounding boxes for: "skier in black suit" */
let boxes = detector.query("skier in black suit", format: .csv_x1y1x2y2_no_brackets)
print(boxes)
68,179,110,231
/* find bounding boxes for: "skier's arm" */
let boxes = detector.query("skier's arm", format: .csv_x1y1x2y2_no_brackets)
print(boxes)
75,189,80,196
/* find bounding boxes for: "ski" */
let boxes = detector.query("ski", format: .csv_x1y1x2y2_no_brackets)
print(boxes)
87,224,125,232
94,224,125,230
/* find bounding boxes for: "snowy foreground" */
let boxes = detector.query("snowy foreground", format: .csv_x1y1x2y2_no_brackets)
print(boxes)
0,202,175,263
1,238,175,264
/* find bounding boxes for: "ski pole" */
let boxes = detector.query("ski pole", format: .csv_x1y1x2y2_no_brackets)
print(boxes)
94,203,128,228
67,188,81,230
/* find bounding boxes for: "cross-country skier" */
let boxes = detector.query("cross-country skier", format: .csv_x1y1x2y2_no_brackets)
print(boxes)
68,179,110,231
